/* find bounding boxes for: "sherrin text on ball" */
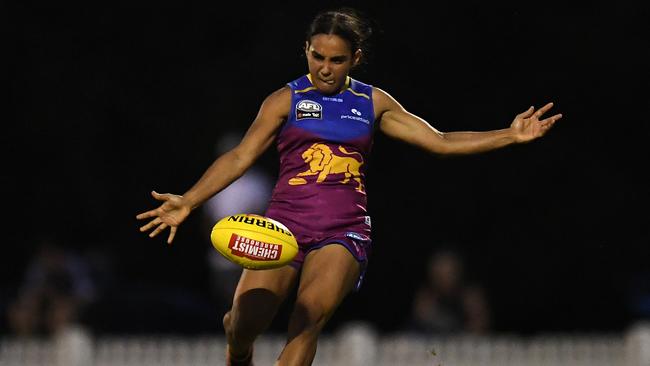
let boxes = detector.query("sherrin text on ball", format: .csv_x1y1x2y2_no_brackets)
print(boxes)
210,213,298,270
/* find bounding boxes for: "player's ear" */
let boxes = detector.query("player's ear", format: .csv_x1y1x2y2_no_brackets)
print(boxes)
353,49,362,67
304,41,310,57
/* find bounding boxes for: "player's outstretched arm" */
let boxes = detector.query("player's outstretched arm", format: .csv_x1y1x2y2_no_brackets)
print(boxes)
374,87,562,155
136,86,291,244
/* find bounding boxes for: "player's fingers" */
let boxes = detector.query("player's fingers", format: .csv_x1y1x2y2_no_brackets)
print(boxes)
149,222,168,238
136,210,157,220
152,190,174,201
534,102,554,119
540,113,563,125
517,106,535,119
151,190,169,201
167,227,177,245
140,217,161,232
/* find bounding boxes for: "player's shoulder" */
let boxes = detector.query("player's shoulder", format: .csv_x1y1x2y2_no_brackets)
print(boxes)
371,86,401,111
253,85,292,121
371,86,390,99
268,84,292,99
263,85,292,107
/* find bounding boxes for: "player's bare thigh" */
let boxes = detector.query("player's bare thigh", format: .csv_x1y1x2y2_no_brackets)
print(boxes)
297,244,361,314
234,265,299,301
275,244,361,364
226,265,299,329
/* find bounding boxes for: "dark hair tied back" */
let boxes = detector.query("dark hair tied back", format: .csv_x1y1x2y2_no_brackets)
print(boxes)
306,7,374,65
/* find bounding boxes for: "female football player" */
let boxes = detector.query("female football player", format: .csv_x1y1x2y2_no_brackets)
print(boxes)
137,6,561,365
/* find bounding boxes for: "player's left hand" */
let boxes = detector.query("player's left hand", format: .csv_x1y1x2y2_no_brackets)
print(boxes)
510,102,562,143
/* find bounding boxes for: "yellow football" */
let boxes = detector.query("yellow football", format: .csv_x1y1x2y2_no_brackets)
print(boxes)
210,213,298,270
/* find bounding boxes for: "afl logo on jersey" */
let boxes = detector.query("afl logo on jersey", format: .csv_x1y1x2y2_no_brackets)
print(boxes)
296,100,322,120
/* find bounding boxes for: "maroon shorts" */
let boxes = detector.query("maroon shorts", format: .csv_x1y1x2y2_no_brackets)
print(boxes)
287,231,371,292
265,207,372,292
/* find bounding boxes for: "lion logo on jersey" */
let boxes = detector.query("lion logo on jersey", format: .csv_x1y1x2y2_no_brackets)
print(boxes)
288,143,364,192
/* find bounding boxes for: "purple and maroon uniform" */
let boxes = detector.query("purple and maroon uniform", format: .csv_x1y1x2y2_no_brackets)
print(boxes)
265,74,375,289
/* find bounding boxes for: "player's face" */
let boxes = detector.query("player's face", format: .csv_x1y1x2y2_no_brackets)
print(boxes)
305,34,361,95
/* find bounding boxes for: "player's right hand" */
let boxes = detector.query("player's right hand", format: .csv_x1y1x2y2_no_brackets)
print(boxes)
136,191,191,245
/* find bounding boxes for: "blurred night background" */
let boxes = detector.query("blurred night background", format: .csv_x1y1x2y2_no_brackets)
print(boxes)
4,0,649,340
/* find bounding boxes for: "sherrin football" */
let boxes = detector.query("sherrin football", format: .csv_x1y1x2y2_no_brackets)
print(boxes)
210,214,298,270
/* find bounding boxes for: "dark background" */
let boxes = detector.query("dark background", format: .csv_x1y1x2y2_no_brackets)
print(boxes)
5,1,649,337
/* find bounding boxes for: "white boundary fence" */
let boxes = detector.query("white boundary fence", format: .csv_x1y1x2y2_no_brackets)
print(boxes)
1,321,648,366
